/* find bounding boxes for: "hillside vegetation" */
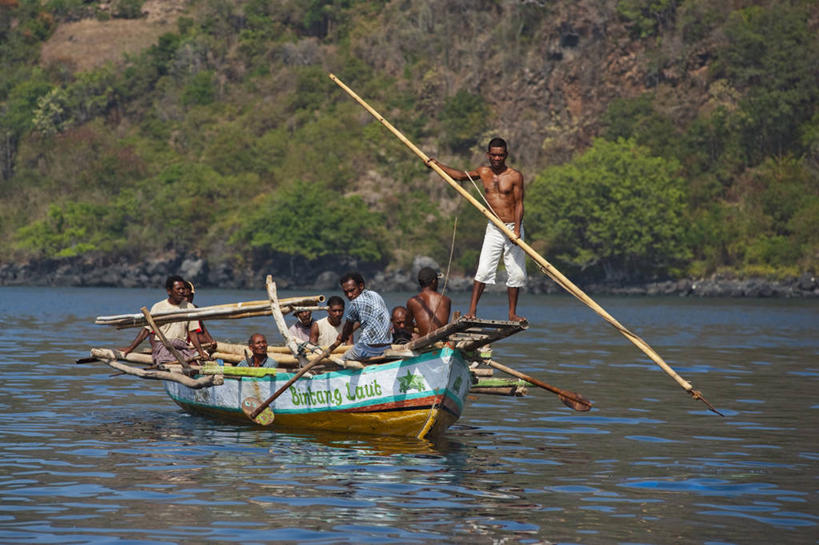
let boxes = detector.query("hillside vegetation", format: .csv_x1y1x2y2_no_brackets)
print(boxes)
1,0,817,284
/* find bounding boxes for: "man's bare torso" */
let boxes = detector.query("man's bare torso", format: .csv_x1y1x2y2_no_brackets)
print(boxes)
476,165,523,224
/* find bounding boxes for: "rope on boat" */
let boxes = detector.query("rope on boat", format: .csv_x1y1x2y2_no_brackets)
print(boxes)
441,215,457,297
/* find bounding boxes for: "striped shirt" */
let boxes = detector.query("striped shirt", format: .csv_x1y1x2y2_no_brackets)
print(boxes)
343,289,391,345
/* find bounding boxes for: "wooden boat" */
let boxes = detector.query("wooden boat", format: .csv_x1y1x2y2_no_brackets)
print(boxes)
165,346,473,438
87,284,532,439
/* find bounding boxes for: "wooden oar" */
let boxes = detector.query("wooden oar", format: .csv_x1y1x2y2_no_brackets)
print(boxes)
141,306,191,372
242,341,342,425
485,359,591,412
329,73,722,416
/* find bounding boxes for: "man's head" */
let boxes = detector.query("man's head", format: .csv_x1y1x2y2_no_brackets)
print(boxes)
326,295,345,326
295,309,313,326
247,333,268,357
391,306,413,343
340,272,365,301
183,281,195,303
486,137,508,171
487,137,507,152
391,306,410,331
165,275,187,304
418,267,440,289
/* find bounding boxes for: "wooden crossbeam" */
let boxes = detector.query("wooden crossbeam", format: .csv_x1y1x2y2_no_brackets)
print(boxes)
404,317,528,352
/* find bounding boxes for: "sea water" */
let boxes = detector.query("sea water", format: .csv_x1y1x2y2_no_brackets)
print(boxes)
0,286,816,544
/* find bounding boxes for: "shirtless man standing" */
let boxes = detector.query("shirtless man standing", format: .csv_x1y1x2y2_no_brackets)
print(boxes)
428,137,526,322
406,267,451,336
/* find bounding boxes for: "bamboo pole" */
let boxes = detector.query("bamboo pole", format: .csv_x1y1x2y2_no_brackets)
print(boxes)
329,72,721,415
95,296,326,328
215,341,348,356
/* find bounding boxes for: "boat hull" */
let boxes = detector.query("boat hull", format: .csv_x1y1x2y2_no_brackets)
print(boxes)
164,347,472,439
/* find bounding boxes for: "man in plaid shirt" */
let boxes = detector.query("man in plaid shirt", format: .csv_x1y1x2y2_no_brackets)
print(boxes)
337,272,392,361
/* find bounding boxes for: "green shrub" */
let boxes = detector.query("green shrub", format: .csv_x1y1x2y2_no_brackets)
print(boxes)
112,0,144,20
182,71,217,106
616,0,678,39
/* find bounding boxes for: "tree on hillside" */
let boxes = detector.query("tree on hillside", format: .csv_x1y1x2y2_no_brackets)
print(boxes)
713,3,819,165
234,181,388,269
527,138,689,282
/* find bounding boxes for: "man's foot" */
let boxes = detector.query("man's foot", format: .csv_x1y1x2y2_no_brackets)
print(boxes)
508,313,527,322
463,312,477,319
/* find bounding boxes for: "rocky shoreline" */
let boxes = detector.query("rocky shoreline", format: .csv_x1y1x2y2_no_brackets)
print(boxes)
0,255,816,298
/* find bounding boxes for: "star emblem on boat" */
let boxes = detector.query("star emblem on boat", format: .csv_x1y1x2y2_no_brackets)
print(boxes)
398,370,425,393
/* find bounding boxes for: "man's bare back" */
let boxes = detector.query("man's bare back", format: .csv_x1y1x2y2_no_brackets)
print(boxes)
407,290,451,336
406,267,451,336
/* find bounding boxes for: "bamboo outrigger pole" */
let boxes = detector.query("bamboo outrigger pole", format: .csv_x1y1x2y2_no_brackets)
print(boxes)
329,73,722,416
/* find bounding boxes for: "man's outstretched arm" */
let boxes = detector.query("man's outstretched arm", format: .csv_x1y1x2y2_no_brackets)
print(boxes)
426,158,479,182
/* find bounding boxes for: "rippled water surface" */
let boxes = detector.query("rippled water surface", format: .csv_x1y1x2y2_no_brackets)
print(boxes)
0,287,817,544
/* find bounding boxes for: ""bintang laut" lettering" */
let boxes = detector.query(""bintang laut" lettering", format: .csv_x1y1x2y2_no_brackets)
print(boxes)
345,380,382,401
289,386,342,407
288,380,384,407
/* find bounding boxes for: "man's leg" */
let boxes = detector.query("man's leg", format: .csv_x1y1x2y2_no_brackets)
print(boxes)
464,281,486,319
506,286,525,322
503,226,527,322
468,223,504,319
343,342,386,361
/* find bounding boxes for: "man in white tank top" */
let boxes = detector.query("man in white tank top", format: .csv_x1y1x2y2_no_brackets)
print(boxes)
310,295,350,347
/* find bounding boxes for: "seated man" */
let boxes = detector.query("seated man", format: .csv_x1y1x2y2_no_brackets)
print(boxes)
406,267,452,336
288,309,314,342
183,281,215,351
237,333,277,368
337,272,391,361
310,295,351,347
119,275,208,365
390,305,415,344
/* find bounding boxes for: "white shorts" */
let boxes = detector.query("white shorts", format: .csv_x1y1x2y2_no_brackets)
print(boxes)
474,222,527,288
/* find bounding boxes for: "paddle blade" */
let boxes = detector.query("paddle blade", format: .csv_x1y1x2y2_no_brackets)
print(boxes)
75,357,100,364
558,392,592,412
241,397,275,426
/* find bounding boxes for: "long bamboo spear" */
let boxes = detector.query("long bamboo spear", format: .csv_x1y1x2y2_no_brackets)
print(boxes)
329,73,722,416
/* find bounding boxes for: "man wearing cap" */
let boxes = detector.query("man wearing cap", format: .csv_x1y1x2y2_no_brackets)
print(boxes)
288,309,314,342
406,267,452,336
183,281,215,350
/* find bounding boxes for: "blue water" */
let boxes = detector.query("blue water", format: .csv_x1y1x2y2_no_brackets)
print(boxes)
0,287,817,544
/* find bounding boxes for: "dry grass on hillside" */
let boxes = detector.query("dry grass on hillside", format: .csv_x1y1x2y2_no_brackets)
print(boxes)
40,0,187,72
